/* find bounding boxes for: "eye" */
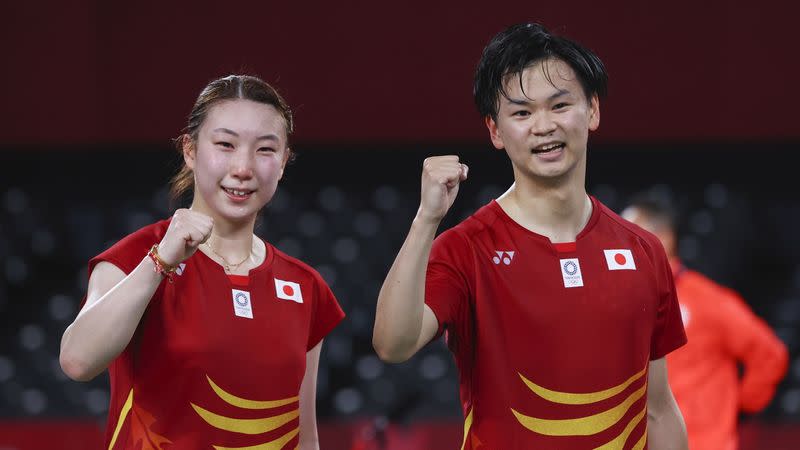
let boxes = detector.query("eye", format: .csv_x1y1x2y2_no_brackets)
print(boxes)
257,147,277,153
512,110,531,117
215,141,234,149
553,102,570,110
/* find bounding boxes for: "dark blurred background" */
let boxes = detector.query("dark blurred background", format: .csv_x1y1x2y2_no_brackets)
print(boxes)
1,0,798,448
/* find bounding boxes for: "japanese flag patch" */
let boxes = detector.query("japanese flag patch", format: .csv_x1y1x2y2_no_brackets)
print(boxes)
604,249,636,270
274,278,303,303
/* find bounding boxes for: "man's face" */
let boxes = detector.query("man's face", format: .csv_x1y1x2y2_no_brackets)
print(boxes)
486,58,599,182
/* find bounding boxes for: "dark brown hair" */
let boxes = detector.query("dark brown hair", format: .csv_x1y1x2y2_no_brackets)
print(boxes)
170,75,294,201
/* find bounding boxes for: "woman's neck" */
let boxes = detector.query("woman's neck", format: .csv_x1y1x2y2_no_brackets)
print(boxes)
188,202,259,271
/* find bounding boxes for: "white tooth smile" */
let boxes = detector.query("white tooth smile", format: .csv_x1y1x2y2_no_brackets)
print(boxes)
225,188,250,196
539,143,563,151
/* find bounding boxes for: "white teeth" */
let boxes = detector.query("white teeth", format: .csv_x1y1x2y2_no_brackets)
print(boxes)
539,143,563,151
225,188,250,196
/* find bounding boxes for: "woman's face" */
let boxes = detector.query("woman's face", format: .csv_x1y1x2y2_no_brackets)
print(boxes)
185,99,290,225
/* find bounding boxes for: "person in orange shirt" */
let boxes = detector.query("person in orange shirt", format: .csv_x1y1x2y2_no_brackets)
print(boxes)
622,194,789,450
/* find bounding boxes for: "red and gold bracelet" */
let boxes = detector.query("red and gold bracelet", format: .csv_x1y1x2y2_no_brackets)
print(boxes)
147,244,177,283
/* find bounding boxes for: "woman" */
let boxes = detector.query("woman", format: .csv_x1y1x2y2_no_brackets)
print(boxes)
60,75,344,450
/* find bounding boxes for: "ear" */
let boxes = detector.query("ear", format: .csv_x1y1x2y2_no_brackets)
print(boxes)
485,116,505,150
588,95,600,131
182,134,197,170
278,147,291,180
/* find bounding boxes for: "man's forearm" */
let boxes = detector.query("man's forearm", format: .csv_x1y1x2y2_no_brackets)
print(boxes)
647,407,688,450
373,215,439,362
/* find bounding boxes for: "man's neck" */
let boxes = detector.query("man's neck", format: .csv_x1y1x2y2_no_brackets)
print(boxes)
496,175,592,244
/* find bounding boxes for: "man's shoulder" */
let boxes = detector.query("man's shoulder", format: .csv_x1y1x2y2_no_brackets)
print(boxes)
430,202,499,262
593,199,666,256
448,201,501,238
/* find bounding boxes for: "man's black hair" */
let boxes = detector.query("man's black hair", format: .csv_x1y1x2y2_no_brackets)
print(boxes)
474,23,608,120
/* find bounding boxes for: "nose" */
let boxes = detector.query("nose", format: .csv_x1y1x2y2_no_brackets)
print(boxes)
530,111,557,136
230,150,255,180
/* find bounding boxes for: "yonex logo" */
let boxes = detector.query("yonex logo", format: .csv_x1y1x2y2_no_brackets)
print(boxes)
492,251,515,265
563,260,578,276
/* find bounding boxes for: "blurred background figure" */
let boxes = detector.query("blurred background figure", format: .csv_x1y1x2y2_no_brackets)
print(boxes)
622,192,789,450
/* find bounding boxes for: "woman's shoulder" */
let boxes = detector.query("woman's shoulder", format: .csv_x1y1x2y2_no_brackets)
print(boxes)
90,219,171,272
266,243,327,284
119,219,171,245
106,219,170,253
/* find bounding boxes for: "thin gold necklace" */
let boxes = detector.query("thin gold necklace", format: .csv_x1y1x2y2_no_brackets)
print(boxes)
204,237,253,273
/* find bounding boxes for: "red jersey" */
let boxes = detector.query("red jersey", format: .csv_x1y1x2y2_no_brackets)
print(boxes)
667,263,788,450
425,198,686,449
89,220,345,449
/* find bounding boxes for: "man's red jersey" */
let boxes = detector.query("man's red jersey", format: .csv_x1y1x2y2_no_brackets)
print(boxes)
425,198,686,449
90,220,344,449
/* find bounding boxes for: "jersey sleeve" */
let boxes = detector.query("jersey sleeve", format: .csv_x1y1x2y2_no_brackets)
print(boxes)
424,228,473,343
88,222,168,277
80,222,169,310
306,272,345,351
649,243,688,360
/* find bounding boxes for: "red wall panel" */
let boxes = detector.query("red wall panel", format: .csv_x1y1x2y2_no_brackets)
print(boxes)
2,0,797,146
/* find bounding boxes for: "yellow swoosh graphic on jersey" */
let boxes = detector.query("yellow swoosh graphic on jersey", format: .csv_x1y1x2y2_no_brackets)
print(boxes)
511,381,646,436
631,427,647,450
107,388,133,450
207,376,298,409
593,407,646,449
212,427,300,450
518,366,646,405
192,374,301,447
191,404,299,434
461,407,473,450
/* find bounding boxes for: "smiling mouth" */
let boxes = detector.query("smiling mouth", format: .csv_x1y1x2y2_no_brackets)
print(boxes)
531,143,566,154
222,187,255,198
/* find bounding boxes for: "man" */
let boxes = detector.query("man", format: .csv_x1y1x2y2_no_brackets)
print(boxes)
622,194,788,450
373,23,689,449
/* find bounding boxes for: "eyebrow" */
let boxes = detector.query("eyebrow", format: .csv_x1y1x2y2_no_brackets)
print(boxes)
505,89,571,105
212,128,280,142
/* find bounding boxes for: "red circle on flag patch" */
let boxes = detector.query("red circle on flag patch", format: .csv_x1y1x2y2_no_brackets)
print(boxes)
282,285,295,296
614,253,627,265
